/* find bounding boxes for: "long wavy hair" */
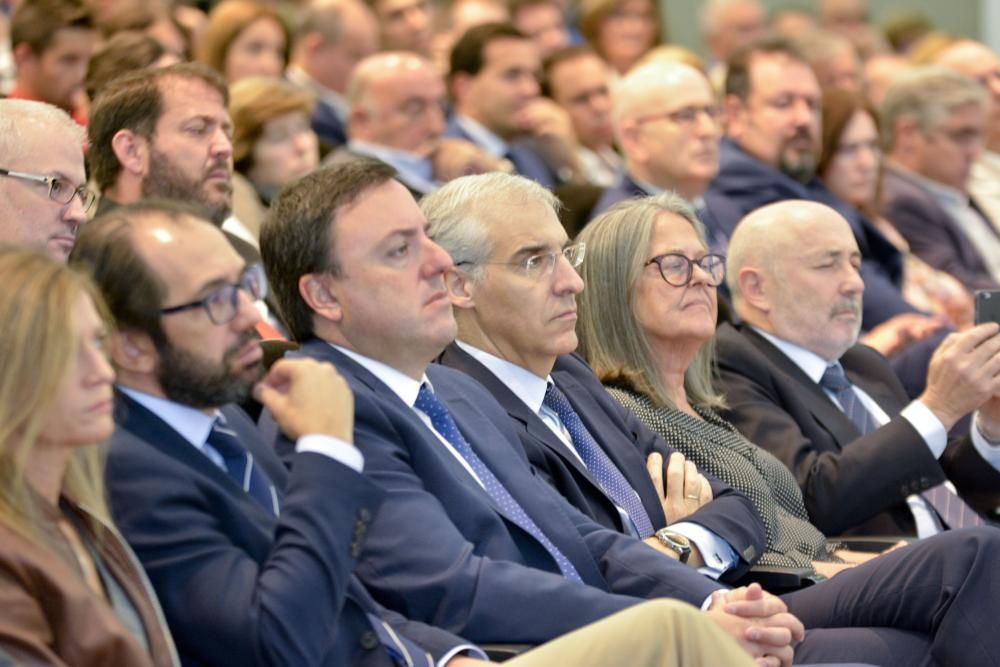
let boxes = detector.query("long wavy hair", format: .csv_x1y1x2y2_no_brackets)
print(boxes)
576,193,726,410
0,248,113,537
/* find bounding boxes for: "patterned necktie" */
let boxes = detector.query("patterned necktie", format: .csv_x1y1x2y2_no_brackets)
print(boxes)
414,384,583,582
820,363,984,529
543,383,656,538
207,418,280,516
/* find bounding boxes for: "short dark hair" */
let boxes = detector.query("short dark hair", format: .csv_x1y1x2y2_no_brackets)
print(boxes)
10,0,93,53
724,34,809,101
261,160,398,342
541,45,596,98
87,62,228,193
449,22,528,82
69,199,213,346
85,31,169,101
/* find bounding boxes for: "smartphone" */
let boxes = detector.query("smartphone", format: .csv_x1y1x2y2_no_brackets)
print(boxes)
975,290,1000,325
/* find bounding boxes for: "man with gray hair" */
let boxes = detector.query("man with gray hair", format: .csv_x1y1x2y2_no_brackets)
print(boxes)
285,0,379,149
880,65,1000,290
699,0,766,89
328,51,504,197
717,198,1000,537
0,98,91,261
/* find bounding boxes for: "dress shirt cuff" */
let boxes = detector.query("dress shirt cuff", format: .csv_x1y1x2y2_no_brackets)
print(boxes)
971,411,1000,471
670,522,738,579
437,645,489,666
901,400,947,459
295,434,364,472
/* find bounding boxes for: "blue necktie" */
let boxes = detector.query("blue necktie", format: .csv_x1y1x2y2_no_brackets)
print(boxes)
207,418,280,516
820,363,984,529
365,613,433,667
414,384,583,582
543,383,656,538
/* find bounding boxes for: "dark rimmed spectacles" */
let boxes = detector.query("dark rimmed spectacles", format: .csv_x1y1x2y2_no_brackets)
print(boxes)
457,242,586,280
160,264,268,325
0,168,96,211
647,253,726,287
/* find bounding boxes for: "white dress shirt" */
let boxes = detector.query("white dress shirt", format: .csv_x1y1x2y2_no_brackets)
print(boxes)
453,115,508,158
454,341,739,579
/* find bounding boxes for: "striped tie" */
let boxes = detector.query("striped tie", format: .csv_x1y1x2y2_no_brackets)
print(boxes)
207,418,280,516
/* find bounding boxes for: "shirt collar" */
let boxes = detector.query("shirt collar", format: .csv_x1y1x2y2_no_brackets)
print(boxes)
751,327,832,384
454,115,508,158
331,343,428,408
889,161,968,207
285,66,348,121
347,140,436,192
455,340,551,415
117,385,220,448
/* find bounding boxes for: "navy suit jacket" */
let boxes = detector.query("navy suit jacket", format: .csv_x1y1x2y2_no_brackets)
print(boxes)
715,323,1000,536
265,340,725,645
312,99,347,149
436,345,763,579
444,116,557,188
880,165,999,291
704,139,915,330
107,391,466,667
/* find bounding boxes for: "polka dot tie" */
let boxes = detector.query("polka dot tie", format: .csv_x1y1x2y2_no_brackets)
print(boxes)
821,363,984,529
414,384,583,582
207,417,280,516
543,383,656,539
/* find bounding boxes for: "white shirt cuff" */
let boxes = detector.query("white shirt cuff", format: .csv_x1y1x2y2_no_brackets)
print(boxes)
670,522,738,580
971,411,1000,471
295,434,364,472
437,645,489,666
901,400,948,459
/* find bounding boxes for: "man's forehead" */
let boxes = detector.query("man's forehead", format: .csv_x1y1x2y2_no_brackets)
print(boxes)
749,53,818,89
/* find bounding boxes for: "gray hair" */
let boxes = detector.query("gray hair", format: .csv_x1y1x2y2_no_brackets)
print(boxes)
0,100,83,163
880,65,986,151
422,171,560,283
576,191,726,411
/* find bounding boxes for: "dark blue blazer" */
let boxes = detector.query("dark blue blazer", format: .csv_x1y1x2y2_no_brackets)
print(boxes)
444,116,557,188
266,340,725,645
436,345,763,579
704,138,915,330
107,391,466,667
312,99,348,149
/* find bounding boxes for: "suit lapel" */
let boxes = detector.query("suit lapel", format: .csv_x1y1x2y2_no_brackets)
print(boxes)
739,327,862,449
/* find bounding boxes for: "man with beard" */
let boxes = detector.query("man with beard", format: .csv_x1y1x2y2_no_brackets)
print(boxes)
87,63,260,266
705,35,942,397
716,199,1000,537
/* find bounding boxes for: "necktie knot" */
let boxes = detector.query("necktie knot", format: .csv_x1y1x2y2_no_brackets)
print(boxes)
819,363,852,393
543,383,573,420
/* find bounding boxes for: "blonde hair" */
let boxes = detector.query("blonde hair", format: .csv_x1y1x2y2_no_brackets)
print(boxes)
196,0,290,80
0,248,112,536
230,75,315,170
576,193,726,411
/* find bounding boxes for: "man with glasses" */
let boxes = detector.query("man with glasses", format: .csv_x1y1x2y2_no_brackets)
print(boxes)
591,60,725,251
881,65,1000,291
429,172,759,579
0,99,90,261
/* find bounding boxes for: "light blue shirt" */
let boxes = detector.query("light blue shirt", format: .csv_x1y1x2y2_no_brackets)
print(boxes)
454,114,508,158
346,140,438,195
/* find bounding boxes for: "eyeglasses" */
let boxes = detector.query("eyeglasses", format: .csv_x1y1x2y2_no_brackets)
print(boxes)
160,264,268,325
458,242,586,280
635,105,720,129
647,253,726,287
0,168,96,211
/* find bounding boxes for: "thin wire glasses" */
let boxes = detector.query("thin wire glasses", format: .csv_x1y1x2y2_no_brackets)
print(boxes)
458,242,586,280
647,253,726,287
160,264,268,325
0,168,96,211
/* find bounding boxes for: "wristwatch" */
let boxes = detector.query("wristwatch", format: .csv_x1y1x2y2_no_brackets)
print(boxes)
655,528,692,563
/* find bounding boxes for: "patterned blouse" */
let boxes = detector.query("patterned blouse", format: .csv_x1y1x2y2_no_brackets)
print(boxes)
608,385,838,568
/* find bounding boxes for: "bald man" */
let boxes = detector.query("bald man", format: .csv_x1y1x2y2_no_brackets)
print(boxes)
936,40,1000,230
0,99,90,261
327,51,504,196
715,199,1000,538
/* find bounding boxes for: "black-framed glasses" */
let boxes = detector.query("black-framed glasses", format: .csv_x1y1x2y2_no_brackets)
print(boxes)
160,264,268,325
457,242,586,280
647,253,726,287
0,168,96,211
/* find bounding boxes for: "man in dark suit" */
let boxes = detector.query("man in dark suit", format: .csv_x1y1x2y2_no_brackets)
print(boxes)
261,159,1000,667
285,0,379,151
880,65,1000,291
427,171,761,578
718,199,1000,537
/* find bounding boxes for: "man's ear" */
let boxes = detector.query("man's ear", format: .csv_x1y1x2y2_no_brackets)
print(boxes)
446,268,476,309
721,94,746,137
618,120,647,163
109,330,158,374
11,42,36,69
110,129,150,178
299,273,343,323
449,72,473,111
735,267,770,313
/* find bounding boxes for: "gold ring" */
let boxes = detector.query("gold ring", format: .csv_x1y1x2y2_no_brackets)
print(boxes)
686,494,699,500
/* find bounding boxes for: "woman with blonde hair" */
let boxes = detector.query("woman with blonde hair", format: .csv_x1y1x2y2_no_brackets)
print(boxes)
0,248,177,666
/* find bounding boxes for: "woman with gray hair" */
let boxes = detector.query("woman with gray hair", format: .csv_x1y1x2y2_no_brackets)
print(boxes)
576,192,891,578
